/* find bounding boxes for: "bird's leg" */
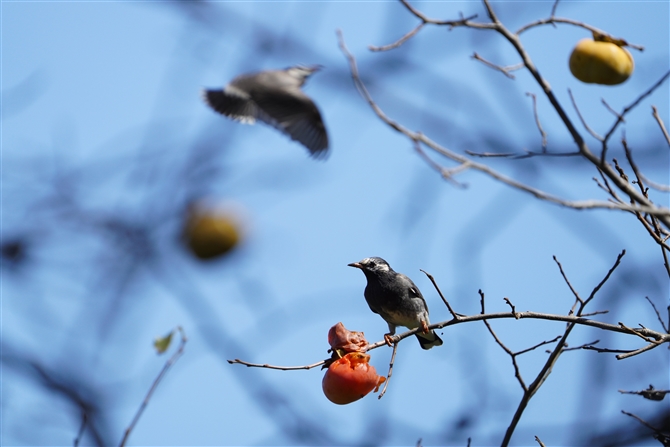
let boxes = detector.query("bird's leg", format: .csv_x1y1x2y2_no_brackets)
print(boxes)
420,320,430,334
384,324,397,346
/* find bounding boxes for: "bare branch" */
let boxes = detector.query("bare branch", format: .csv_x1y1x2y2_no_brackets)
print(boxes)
603,71,670,144
568,89,603,141
414,139,468,188
621,410,670,443
584,250,625,307
652,105,670,146
119,327,188,447
641,174,670,192
518,336,563,355
526,92,548,150
338,29,670,222
465,148,580,159
73,412,88,447
516,17,645,50
645,296,669,333
227,358,327,371
602,98,623,122
504,297,520,319
553,255,583,306
399,0,481,28
535,435,547,447
472,52,523,79
619,384,669,401
377,342,398,399
616,339,665,360
369,22,425,52
420,268,461,319
562,339,600,352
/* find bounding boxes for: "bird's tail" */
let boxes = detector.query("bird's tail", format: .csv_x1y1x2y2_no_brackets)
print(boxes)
416,331,443,350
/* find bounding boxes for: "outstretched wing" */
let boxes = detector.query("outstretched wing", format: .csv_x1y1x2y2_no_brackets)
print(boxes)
252,89,329,158
202,88,259,124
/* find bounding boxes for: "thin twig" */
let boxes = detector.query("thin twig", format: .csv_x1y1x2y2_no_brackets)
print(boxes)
119,327,188,447
562,339,599,352
420,268,461,319
535,435,547,447
399,0,481,28
603,71,670,144
584,250,625,306
516,17,644,51
641,174,670,192
73,412,87,447
504,297,520,319
227,359,327,370
526,92,547,150
483,319,527,392
652,105,670,146
553,255,583,305
517,335,562,355
472,52,523,79
568,89,603,141
621,410,669,436
645,296,669,333
582,345,634,354
414,139,468,188
465,149,580,159
377,342,398,399
369,22,425,52
601,98,623,122
616,340,664,360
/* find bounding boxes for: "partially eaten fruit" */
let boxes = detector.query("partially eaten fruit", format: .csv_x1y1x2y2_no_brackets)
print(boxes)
322,352,385,405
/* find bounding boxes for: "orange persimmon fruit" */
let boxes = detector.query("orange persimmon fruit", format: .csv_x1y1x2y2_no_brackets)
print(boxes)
322,352,385,405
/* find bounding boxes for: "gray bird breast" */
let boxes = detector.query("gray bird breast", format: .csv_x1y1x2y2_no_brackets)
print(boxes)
364,279,427,330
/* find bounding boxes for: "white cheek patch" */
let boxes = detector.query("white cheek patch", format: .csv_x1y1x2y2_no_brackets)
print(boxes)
362,258,390,272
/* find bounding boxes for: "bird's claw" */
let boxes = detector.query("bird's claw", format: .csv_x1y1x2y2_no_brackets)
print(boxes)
421,320,430,334
384,334,395,346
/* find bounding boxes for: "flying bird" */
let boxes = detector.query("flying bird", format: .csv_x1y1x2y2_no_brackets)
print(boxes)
202,65,329,158
348,257,443,350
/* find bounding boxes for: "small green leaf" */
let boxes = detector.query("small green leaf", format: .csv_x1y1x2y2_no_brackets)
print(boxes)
154,331,174,354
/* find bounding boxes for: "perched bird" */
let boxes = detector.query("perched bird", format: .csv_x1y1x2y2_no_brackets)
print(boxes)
202,65,329,158
348,257,443,350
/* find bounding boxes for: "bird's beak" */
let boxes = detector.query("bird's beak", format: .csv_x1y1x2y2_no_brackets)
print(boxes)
348,262,362,269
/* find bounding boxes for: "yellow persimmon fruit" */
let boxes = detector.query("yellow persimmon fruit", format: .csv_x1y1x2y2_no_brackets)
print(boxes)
569,38,634,85
183,204,242,260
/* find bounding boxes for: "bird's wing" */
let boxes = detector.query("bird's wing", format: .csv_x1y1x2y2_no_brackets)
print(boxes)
398,274,429,311
202,88,259,124
252,89,329,158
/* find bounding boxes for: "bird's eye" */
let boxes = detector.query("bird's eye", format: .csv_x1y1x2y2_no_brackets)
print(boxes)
368,259,376,267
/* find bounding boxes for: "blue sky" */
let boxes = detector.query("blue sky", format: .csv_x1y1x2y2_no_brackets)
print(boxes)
2,1,669,446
